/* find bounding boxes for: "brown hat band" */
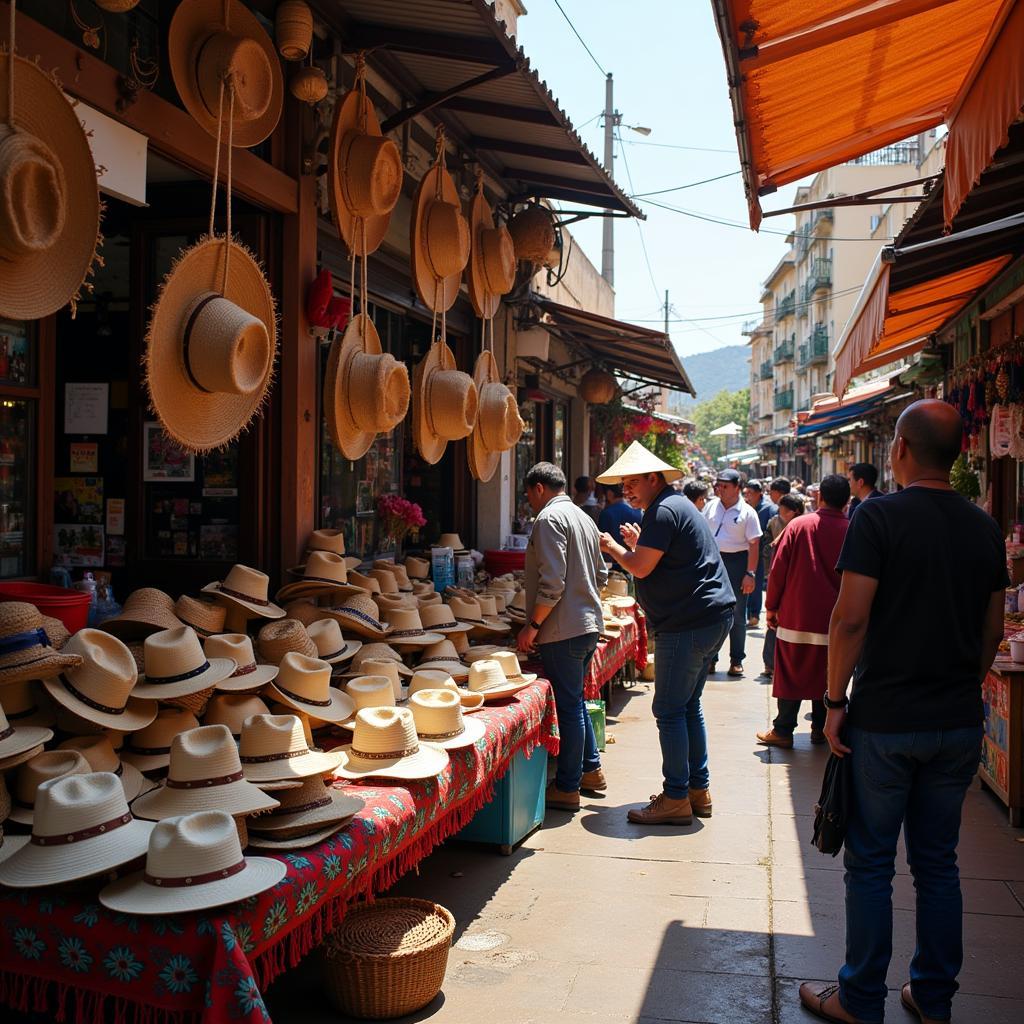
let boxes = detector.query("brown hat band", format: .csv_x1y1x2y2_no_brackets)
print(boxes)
264,794,333,818
425,619,458,630
275,684,332,708
127,743,172,756
146,859,247,888
58,675,125,716
388,628,428,639
218,586,270,606
145,661,212,686
32,812,132,847
166,769,244,790
0,724,14,741
232,662,259,678
420,656,462,665
240,748,312,764
351,745,418,760
318,647,346,661
182,293,218,394
418,726,465,741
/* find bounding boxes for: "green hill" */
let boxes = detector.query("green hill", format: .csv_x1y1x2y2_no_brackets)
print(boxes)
668,344,750,411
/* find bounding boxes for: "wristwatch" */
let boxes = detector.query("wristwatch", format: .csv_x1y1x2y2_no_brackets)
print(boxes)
529,619,542,630
822,692,849,710
744,570,756,579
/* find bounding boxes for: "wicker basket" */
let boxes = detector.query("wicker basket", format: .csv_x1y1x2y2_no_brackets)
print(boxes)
290,66,328,105
276,0,313,60
320,898,455,1019
162,686,215,716
508,205,554,263
96,0,140,11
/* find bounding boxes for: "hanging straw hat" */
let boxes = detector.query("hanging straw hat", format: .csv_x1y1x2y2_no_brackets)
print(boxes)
275,0,313,61
168,0,283,149
306,619,361,665
337,675,396,730
595,439,684,484
381,608,444,650
408,689,486,750
266,652,354,724
490,650,538,686
204,633,279,690
276,551,365,603
335,707,448,781
405,556,431,580
338,643,411,678
203,692,270,737
407,669,483,712
466,659,530,701
0,53,102,321
56,735,149,803
418,603,473,636
0,703,53,769
238,714,345,783
467,180,515,319
257,619,318,666
288,529,362,575
1,680,56,730
203,565,286,620
7,750,92,825
412,339,478,465
131,724,279,821
416,639,470,682
121,708,200,773
100,588,183,641
174,596,227,638
324,314,410,461
469,350,523,483
0,773,155,889
246,776,363,842
42,628,158,732
327,593,393,640
0,602,83,685
133,627,237,701
144,237,277,454
99,809,287,915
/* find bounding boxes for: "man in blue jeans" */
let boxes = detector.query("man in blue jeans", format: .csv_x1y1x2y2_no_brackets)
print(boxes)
800,400,1007,1024
518,462,607,812
598,441,735,825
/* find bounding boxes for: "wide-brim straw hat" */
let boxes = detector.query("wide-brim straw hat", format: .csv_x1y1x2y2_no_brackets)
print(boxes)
247,776,364,838
381,608,444,651
373,561,415,592
7,750,92,825
276,551,365,603
467,186,515,319
338,643,413,678
99,810,287,915
1,680,57,730
595,439,684,484
490,650,538,687
0,55,101,321
238,714,345,783
257,618,318,666
174,595,227,638
466,659,530,701
469,350,523,484
337,675,396,730
204,564,286,620
121,708,200,773
416,640,470,683
407,669,484,711
448,598,509,639
168,0,283,148
57,735,150,804
405,556,431,580
0,742,47,774
204,633,279,691
417,603,473,636
408,689,486,749
0,706,53,767
203,692,270,737
326,594,394,640
306,619,361,665
287,529,362,576
412,339,478,466
145,237,277,454
99,588,183,640
133,626,237,701
335,707,448,781
266,652,355,724
411,160,470,314
0,602,83,685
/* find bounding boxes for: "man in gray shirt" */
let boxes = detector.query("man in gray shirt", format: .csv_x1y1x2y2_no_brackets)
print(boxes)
517,462,607,811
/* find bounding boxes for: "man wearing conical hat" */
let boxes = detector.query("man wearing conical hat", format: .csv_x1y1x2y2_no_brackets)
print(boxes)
596,441,735,826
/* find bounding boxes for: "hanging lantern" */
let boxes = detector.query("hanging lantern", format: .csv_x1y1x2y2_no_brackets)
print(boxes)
290,65,328,105
579,367,617,404
508,205,555,263
276,0,313,61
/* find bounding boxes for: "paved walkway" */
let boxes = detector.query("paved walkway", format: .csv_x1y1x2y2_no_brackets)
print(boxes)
268,627,1024,1023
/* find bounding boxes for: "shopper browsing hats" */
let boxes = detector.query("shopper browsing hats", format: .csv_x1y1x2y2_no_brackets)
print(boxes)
0,602,83,685
335,706,448,781
7,750,92,825
238,714,345,783
203,693,271,738
204,565,286,621
133,626,237,701
246,777,364,849
408,689,485,749
57,735,150,803
266,652,355,724
121,708,200,774
204,633,279,691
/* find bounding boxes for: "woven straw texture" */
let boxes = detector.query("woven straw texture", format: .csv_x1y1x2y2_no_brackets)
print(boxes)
162,685,215,715
275,0,312,60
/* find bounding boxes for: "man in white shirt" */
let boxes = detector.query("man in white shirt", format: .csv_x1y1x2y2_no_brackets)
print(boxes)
704,469,762,676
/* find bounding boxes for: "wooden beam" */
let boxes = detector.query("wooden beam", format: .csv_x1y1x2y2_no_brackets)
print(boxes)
440,97,561,126
510,185,630,213
470,136,589,165
380,64,518,134
342,24,510,66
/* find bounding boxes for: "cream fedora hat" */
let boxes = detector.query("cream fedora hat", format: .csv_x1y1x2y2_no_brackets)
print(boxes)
347,660,407,704
203,693,270,738
467,659,530,701
337,675,395,730
405,556,431,580
419,603,473,636
173,595,227,638
266,652,354,723
121,708,200,773
412,339,478,465
595,439,684,485
0,773,154,889
335,707,448,781
491,650,538,686
204,565,286,620
469,350,523,483
416,639,470,682
257,618,318,666
476,595,509,622
57,735,150,804
8,750,92,825
0,602,83,685
134,627,237,700
100,588,184,641
409,689,486,750
1,680,56,730
43,628,158,732
382,608,445,650
131,725,279,821
307,619,361,665
407,670,484,712
328,593,393,640
99,810,287,915
204,633,279,691
276,551,365,603
246,776,364,842
0,701,53,770
338,643,412,678
239,714,345,783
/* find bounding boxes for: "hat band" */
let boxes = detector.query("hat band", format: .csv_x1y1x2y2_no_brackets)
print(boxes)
265,794,333,817
418,725,465,740
181,293,218,394
240,748,313,764
146,859,247,888
165,769,244,790
0,724,14,741
128,743,171,756
426,619,458,630
145,661,212,686
32,811,132,847
338,607,386,629
0,627,51,656
218,585,270,607
275,683,332,708
351,744,419,760
231,662,259,678
420,656,462,665
388,628,428,639
58,675,126,716
5,706,38,721
317,647,346,660
455,617,487,625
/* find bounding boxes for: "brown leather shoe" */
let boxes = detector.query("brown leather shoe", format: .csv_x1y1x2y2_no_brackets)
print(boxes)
727,663,744,677
900,982,947,1024
798,981,863,1023
756,729,794,749
627,792,693,825
545,785,580,811
688,787,712,818
580,768,607,792
811,728,828,746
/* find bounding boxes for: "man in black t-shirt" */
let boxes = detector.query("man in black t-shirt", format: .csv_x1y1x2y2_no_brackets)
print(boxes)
799,401,1007,1024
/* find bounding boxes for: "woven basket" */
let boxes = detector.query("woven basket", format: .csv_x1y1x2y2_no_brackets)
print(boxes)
320,898,455,1019
290,66,328,105
508,205,554,263
276,0,313,60
162,686,215,716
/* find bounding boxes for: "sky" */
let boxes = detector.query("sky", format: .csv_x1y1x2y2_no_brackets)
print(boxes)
514,1,801,358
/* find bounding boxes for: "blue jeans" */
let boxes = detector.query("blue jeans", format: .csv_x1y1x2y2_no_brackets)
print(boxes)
717,551,748,664
747,558,765,619
539,633,601,793
839,724,983,1023
652,613,731,798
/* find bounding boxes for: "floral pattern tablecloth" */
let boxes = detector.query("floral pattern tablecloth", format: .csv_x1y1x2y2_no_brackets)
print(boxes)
0,681,559,1024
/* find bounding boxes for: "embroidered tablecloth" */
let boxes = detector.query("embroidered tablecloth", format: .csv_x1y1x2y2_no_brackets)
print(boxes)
582,619,638,699
0,681,559,1024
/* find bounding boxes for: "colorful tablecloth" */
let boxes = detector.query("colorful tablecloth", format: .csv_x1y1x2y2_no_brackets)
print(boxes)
0,682,559,1024
582,619,638,699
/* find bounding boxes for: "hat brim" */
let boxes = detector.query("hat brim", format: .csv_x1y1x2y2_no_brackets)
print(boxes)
0,742,46,776
388,631,447,651
339,659,412,678
0,724,54,762
130,778,279,820
469,350,502,483
248,789,364,836
119,762,153,804
0,646,83,686
324,609,394,641
215,663,280,692
41,678,158,732
0,835,29,865
467,190,501,319
411,165,463,313
246,820,350,849
120,747,173,774
99,855,286,915
132,657,238,700
416,714,486,750
465,622,512,641
321,640,362,666
275,578,365,603
288,556,362,576
415,660,470,682
265,684,355,724
333,740,449,780
202,582,286,620
468,680,531,701
241,748,346,783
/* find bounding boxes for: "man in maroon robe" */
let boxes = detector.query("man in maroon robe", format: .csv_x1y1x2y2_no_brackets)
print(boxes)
756,474,851,748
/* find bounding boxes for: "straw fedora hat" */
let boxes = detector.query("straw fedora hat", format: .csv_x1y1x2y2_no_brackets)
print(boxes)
131,725,279,821
467,184,515,319
204,633,279,690
282,600,327,629
57,735,150,803
266,702,324,742
246,776,363,841
491,650,538,686
373,561,415,592
466,659,530,701
307,619,361,666
0,703,53,770
476,595,509,623
337,675,395,730
338,643,412,678
335,707,448,781
325,313,410,462
121,708,200,773
204,565,286,620
375,595,418,619
369,569,402,596
462,644,523,665
288,529,362,575
327,593,393,640
346,570,380,595
418,603,473,636
238,714,345,783
0,773,154,889
99,809,287,915
407,669,484,712
266,652,354,724
1,680,56,730
405,557,431,580
276,551,365,603
168,0,283,148
174,595,227,638
0,602,83,685
328,83,403,257
203,692,270,737
409,689,486,750
133,627,237,700
469,350,523,483
605,576,629,598
382,608,445,650
100,588,183,640
416,639,470,682
347,659,407,703
411,154,470,313
416,593,442,610
257,619,317,666
7,750,92,825
0,54,101,321
435,533,469,553
145,237,277,454
412,339,478,465
449,597,510,639
42,628,158,732
595,439,684,485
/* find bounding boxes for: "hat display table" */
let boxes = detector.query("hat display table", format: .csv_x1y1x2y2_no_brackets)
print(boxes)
0,682,558,1024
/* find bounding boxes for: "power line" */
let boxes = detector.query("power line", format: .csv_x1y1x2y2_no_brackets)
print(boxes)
552,0,607,77
624,140,737,153
614,126,662,308
630,170,741,198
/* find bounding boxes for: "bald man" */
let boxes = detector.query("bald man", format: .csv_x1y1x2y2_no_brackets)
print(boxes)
799,400,1007,1024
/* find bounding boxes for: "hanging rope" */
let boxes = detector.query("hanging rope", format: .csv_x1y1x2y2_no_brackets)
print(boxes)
6,0,15,127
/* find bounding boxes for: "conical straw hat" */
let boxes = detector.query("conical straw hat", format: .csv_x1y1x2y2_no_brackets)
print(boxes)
413,340,478,465
469,349,522,483
595,440,684,484
410,158,470,314
467,185,515,319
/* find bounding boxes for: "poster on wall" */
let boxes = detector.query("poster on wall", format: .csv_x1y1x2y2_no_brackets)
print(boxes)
53,524,105,567
143,422,194,482
201,448,238,496
65,382,109,434
106,498,125,535
69,441,99,473
200,524,238,561
54,477,104,525
0,320,30,385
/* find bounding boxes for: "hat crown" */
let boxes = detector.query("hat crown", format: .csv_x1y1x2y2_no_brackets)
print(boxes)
340,130,402,218
476,595,499,617
182,293,270,396
129,707,200,750
145,810,244,882
383,607,425,633
424,199,470,279
479,224,516,294
0,126,67,259
449,597,482,620
220,564,271,602
347,571,379,594
307,618,345,657
479,382,522,451
239,713,311,758
0,600,47,640
197,32,273,123
357,659,400,685
352,644,400,669
435,534,466,551
345,675,395,711
273,775,329,811
258,619,316,662
302,550,350,584
596,439,683,484
166,723,242,783
276,652,332,700
204,632,256,667
467,659,508,693
176,595,227,634
425,363,478,442
409,688,463,735
14,750,91,806
491,651,521,679
58,735,120,774
341,595,385,627
204,693,269,736
308,529,346,555
419,604,457,628
420,638,459,661
32,771,129,840
351,705,419,754
405,556,430,577
369,569,399,594
409,670,456,697
63,627,138,705
144,626,208,680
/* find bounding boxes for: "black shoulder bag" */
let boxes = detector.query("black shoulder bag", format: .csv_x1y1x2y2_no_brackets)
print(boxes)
811,749,852,856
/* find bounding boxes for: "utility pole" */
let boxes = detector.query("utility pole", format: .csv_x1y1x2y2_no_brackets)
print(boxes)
660,289,670,412
601,72,616,290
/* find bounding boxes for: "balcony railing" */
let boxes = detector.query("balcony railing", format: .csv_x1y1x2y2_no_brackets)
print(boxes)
773,338,795,365
803,257,832,300
849,142,919,166
776,291,796,319
813,208,834,227
811,323,830,351
773,387,794,411
760,360,774,379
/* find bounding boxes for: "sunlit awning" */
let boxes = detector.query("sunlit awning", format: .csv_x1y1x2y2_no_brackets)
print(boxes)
796,378,899,437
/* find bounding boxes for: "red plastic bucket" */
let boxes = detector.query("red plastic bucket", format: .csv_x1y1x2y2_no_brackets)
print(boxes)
0,582,92,634
484,549,526,575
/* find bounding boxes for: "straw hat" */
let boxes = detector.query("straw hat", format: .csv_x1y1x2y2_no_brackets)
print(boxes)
98,589,182,642
0,602,83,684
346,570,380,595
0,773,154,889
168,0,283,148
1,680,56,730
416,639,470,682
174,596,227,638
348,660,407,703
382,608,444,650
281,600,327,628
288,529,362,575
337,675,395,730
467,184,515,318
8,750,92,825
407,669,483,712
204,565,286,620
0,54,101,321
246,776,363,841
373,561,415,592
328,83,403,257
307,619,361,665
257,619,318,666
450,629,471,656
41,614,71,652
476,595,508,622
0,703,53,770
416,593,442,609
203,693,270,737
204,633,278,691
335,707,448,781
484,591,509,614
365,569,399,598
238,714,345,783
99,809,287,915
595,439,684,485
338,643,412,678
408,689,486,749
405,556,431,580
145,237,277,453
376,594,418,615
266,703,323,744
275,0,313,61
131,725,279,821
462,644,524,665
466,659,530,701
435,533,469,553
449,597,510,639
42,628,157,732
121,708,200,773
324,313,410,461
246,819,346,850
266,652,354,724
418,603,473,636
412,579,436,595
491,650,538,686
605,577,629,598
276,551,365,603
57,735,150,803
412,339,478,465
133,627,237,700
469,349,522,483
327,593,393,640
411,155,470,313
